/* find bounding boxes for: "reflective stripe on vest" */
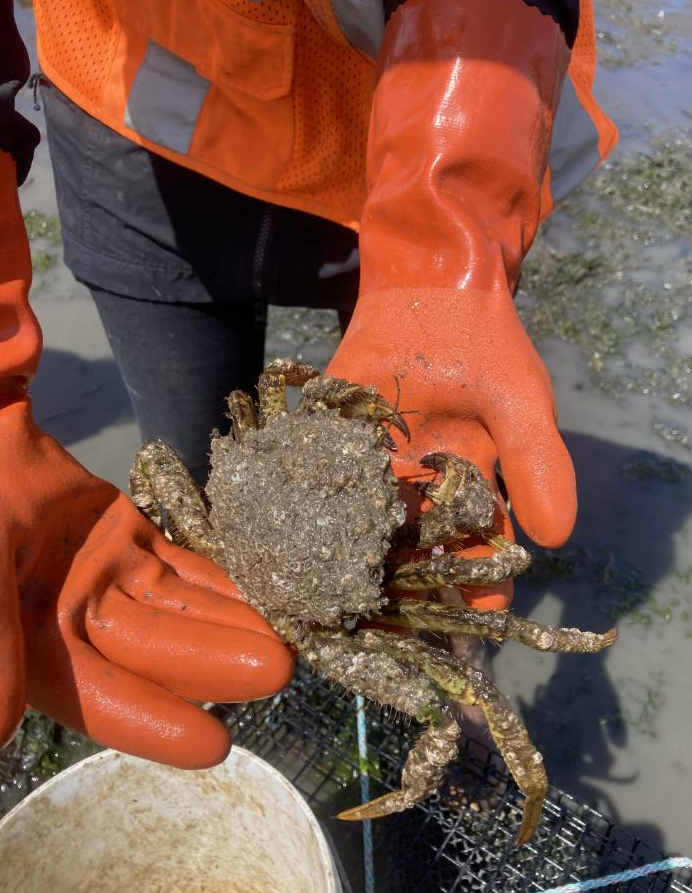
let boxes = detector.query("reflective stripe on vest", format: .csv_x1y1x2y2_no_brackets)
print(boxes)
548,75,601,205
125,36,603,212
124,42,210,156
331,0,385,58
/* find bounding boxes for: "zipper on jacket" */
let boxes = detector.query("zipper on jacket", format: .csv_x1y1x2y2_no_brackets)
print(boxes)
251,204,277,328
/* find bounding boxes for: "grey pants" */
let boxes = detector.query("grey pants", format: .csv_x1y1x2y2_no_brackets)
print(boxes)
42,81,360,482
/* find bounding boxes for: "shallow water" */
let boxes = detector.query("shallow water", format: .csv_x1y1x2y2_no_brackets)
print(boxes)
6,0,692,857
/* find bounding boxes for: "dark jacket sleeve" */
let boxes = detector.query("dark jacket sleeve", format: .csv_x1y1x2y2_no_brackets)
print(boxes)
523,0,578,47
383,0,579,48
0,0,40,185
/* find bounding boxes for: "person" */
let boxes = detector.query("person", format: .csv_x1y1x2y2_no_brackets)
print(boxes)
1,0,616,765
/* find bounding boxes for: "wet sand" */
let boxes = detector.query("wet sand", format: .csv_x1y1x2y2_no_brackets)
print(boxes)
9,0,692,856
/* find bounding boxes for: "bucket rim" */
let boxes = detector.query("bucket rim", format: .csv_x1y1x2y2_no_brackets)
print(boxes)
0,744,341,892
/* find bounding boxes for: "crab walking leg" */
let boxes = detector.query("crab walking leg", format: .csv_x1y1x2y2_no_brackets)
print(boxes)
389,540,531,589
338,714,461,821
257,372,288,418
258,359,321,420
298,629,460,819
300,629,442,721
418,452,469,504
416,453,497,547
225,390,259,439
366,631,547,845
379,600,618,654
129,440,222,562
299,376,410,440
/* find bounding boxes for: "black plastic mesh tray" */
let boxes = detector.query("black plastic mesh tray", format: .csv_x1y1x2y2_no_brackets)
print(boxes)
219,662,691,893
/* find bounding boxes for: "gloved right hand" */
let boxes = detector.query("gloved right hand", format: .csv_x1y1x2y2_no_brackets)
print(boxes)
329,0,576,613
1,149,293,765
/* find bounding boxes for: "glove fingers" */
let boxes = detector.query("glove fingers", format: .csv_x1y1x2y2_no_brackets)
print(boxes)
120,546,283,639
26,638,233,768
488,396,576,547
150,535,245,601
86,588,293,703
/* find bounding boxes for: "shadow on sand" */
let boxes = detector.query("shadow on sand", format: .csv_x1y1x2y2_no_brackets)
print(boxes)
30,346,134,447
507,429,692,854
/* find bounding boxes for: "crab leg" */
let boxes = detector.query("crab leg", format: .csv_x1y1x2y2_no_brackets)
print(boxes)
338,714,461,820
299,375,410,440
258,359,321,420
225,390,258,439
298,629,461,822
299,628,442,720
264,358,323,385
130,440,222,562
389,537,531,589
379,600,618,654
365,631,547,845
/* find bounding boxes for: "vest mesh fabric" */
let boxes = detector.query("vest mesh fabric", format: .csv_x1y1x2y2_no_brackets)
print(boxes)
35,0,373,228
34,0,119,110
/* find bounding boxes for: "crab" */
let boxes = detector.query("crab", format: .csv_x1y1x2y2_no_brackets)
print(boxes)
130,358,617,845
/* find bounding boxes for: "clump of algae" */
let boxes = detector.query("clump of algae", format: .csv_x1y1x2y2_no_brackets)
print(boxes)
517,132,692,412
24,209,62,245
595,0,679,68
23,210,62,275
596,136,692,240
0,711,100,818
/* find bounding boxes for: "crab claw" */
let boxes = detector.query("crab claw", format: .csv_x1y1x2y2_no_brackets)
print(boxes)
387,408,410,441
379,431,398,451
419,452,451,473
357,390,409,441
300,376,410,441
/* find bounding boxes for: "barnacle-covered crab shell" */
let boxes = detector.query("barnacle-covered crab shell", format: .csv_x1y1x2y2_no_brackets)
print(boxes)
205,410,406,626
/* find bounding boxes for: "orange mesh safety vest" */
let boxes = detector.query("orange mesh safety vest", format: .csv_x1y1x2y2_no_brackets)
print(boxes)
34,0,617,230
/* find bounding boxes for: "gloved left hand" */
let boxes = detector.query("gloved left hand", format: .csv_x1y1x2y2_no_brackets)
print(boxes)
2,426,295,768
1,147,293,766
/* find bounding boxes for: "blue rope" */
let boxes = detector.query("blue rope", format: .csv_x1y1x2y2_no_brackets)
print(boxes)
537,857,692,892
355,695,376,893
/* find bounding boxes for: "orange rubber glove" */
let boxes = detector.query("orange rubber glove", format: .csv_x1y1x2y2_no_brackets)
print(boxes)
329,0,576,610
0,150,293,763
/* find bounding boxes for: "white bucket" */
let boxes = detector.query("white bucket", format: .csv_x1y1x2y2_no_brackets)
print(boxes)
0,746,343,893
